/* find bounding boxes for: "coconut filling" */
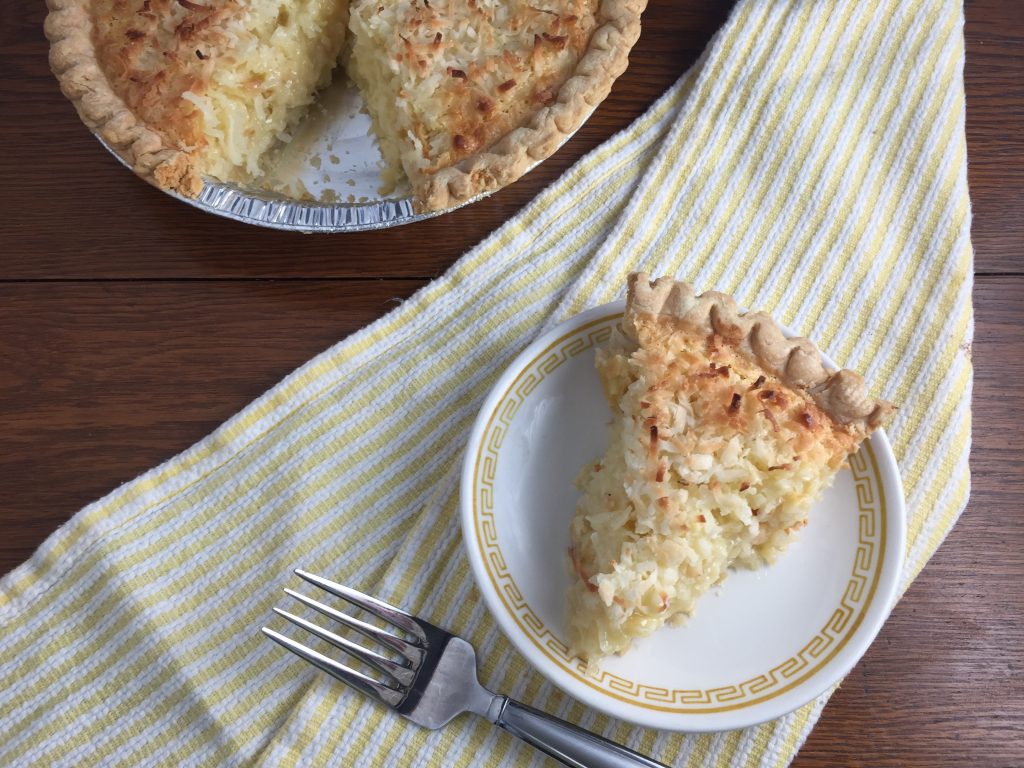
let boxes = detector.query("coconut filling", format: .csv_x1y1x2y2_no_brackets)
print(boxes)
182,0,350,183
567,327,854,667
344,7,409,194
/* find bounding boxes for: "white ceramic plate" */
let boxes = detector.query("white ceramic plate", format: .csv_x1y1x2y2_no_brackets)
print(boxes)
460,301,905,732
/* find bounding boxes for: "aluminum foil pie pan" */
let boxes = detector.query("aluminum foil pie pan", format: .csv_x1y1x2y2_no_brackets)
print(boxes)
94,76,588,233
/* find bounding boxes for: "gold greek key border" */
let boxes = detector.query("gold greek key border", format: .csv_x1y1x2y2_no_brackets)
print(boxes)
472,312,887,714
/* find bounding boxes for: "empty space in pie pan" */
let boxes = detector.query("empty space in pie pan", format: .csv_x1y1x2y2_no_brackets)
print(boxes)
95,77,561,233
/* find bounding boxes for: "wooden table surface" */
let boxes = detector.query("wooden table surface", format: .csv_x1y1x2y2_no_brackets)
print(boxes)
2,1,1021,765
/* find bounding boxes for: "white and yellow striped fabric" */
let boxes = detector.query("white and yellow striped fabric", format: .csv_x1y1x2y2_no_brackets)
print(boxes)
0,0,972,764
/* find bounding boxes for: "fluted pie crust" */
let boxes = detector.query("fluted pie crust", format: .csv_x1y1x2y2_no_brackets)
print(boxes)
625,273,894,431
566,273,894,664
44,0,645,212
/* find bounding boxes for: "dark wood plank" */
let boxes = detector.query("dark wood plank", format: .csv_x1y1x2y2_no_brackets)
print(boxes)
0,279,425,566
965,2,1024,274
3,2,1018,277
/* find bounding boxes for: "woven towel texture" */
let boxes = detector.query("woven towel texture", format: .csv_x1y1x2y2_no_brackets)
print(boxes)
0,0,972,765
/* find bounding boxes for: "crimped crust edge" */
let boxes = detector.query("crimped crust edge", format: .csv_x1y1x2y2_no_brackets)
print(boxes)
45,0,203,196
625,273,895,430
415,0,647,211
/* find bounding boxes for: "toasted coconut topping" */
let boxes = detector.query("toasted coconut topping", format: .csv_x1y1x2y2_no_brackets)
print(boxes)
47,0,643,207
346,0,603,205
625,273,894,429
69,0,349,191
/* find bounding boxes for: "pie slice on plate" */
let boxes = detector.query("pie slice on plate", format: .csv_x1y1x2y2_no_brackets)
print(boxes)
567,273,894,666
44,0,644,211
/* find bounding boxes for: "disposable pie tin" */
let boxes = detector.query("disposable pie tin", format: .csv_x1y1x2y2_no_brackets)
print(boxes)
93,77,589,233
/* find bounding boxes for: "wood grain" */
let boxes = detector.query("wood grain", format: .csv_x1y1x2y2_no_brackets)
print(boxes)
964,3,1024,275
0,280,426,566
795,276,1024,767
0,0,1021,765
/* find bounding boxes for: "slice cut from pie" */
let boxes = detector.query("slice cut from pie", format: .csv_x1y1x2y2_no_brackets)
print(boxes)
567,273,894,665
45,0,644,210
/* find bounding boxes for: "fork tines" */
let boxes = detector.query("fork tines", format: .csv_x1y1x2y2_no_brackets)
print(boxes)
263,570,426,707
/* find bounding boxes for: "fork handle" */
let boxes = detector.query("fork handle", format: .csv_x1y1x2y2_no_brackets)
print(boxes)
492,698,669,768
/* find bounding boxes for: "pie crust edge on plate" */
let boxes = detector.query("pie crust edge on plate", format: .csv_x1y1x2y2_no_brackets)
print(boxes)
625,272,895,431
42,0,647,211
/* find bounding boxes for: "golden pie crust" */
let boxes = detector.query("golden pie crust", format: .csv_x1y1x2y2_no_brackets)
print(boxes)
46,0,207,196
625,273,894,432
44,0,645,211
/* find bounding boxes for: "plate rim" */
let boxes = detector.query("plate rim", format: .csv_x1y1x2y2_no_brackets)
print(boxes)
459,300,906,732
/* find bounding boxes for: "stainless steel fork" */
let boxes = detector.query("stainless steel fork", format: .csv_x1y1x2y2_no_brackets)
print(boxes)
264,570,668,768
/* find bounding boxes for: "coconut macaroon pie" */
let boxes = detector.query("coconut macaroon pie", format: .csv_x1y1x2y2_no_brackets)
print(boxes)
44,0,645,211
567,274,894,665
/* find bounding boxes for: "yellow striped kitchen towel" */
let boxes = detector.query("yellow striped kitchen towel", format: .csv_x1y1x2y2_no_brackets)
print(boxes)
0,0,972,765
